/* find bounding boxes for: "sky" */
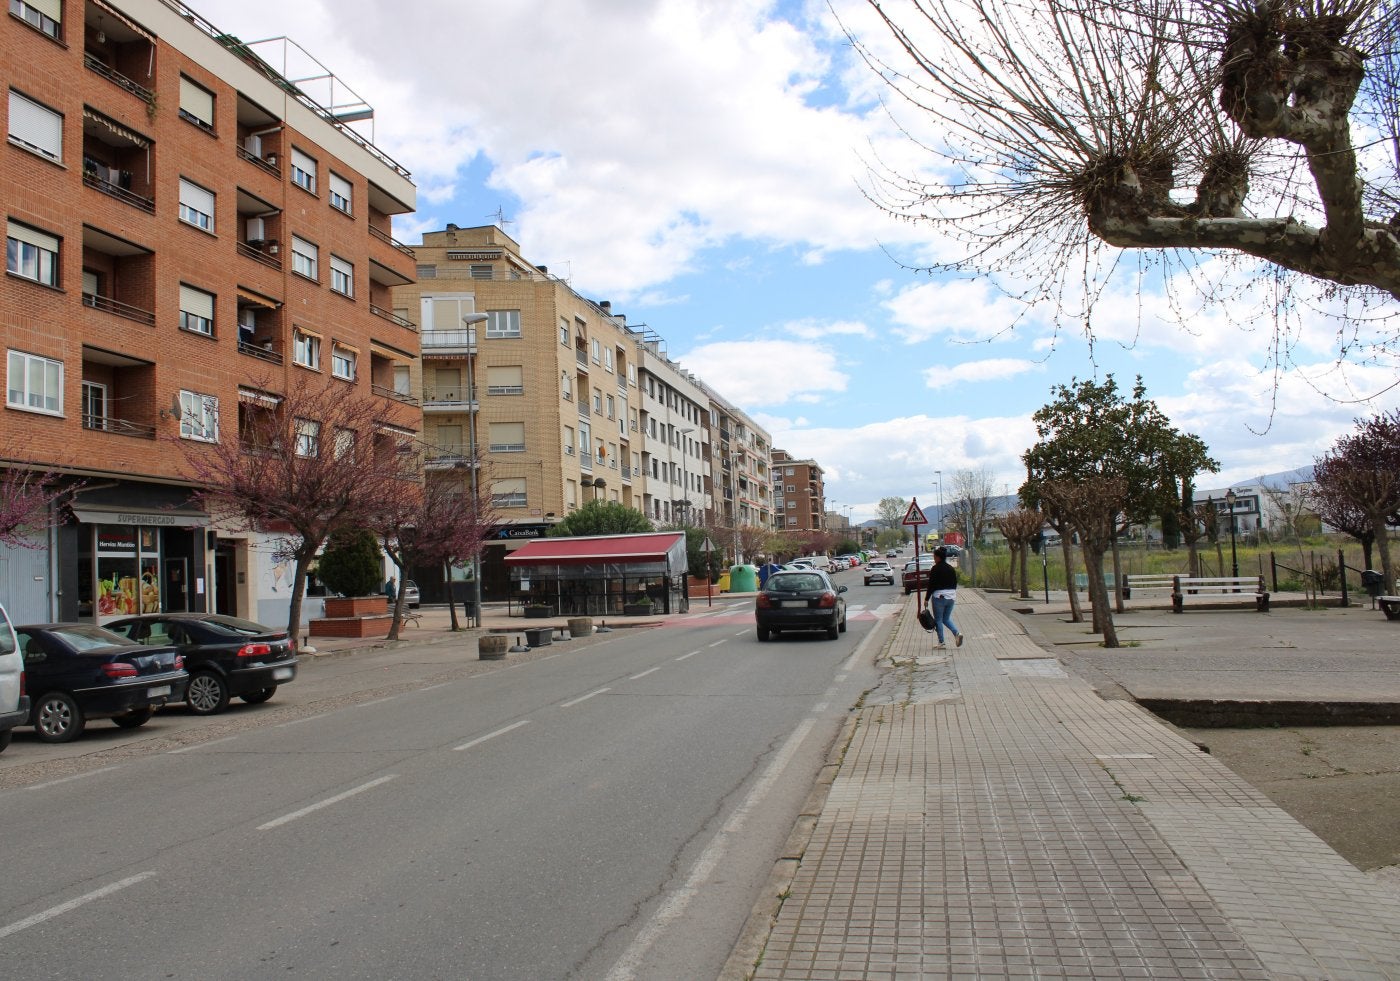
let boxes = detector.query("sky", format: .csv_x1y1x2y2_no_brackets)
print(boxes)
192,0,1400,523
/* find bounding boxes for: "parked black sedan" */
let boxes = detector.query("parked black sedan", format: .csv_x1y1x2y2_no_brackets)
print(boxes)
754,569,848,641
105,613,298,715
16,623,189,743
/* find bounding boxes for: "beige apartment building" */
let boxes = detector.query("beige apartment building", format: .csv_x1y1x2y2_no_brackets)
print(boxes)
772,449,826,533
705,387,773,560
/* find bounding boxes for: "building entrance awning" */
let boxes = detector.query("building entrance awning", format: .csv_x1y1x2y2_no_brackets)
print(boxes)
504,532,686,567
70,506,210,528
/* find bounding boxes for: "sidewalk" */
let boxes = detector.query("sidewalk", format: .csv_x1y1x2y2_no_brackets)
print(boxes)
739,589,1400,979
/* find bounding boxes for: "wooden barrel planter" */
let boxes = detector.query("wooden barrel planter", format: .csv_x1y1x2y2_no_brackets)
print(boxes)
478,635,509,660
567,617,593,638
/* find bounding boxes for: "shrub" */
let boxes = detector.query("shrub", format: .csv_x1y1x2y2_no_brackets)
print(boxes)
317,527,384,597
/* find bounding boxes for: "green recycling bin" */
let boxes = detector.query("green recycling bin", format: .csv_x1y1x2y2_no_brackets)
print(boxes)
728,564,757,593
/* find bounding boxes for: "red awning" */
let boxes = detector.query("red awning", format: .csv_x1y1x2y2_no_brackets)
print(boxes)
504,532,685,566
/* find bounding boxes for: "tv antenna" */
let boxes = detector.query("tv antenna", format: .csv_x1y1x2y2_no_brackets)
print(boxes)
487,206,513,228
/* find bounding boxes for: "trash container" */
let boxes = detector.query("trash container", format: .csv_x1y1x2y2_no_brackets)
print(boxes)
716,572,731,592
728,564,757,593
1362,570,1384,598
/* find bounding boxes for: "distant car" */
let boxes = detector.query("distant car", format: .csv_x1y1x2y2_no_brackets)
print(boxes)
902,556,936,594
863,560,895,586
938,544,963,568
16,623,188,743
886,549,899,558
755,569,848,641
402,580,421,609
829,557,848,572
105,613,297,716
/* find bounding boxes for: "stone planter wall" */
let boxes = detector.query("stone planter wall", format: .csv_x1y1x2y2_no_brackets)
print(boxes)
323,596,389,618
309,614,392,638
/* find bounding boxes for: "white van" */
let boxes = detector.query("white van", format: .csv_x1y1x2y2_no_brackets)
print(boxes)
0,603,25,752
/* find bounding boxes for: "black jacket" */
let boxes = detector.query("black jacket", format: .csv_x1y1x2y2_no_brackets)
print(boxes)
927,561,958,593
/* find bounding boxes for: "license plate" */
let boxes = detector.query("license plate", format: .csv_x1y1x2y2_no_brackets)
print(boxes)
272,667,293,681
781,600,808,608
147,685,171,698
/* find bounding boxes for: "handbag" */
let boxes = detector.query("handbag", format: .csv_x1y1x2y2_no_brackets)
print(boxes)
917,607,935,631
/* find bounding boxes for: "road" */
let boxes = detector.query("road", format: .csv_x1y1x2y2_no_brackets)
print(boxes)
0,581,898,980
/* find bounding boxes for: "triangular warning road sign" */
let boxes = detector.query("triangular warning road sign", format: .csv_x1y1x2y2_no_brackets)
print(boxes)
902,499,927,526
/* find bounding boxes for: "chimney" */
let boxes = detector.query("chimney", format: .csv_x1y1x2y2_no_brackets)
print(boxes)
600,301,611,313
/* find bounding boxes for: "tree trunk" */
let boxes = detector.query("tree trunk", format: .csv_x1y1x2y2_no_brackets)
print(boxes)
1082,543,1120,647
1373,510,1395,587
1018,545,1031,599
287,550,315,651
1110,536,1125,613
1187,541,1200,577
1061,535,1083,622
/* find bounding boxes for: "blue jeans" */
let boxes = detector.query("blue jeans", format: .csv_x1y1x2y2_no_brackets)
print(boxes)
931,593,958,644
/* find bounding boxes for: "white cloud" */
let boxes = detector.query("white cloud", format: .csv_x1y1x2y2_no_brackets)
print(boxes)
925,359,1043,389
786,318,874,340
677,340,847,406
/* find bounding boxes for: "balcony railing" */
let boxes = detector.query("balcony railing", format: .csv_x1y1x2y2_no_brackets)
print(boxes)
423,452,475,470
83,414,156,439
82,292,155,326
369,224,415,257
420,328,476,352
370,304,416,330
82,170,155,214
372,383,419,406
236,144,282,179
237,240,283,270
84,54,154,104
421,387,476,411
237,340,284,365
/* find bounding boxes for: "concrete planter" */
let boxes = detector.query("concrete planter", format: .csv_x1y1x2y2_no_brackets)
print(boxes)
623,603,654,616
478,635,509,660
523,606,551,619
323,596,389,618
567,617,593,637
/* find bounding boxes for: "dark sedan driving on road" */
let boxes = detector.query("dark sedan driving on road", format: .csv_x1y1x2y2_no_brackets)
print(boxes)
755,569,848,641
16,623,188,743
105,613,298,715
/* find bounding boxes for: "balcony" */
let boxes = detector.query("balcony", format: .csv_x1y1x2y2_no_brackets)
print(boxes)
81,105,154,215
421,386,476,413
423,451,476,471
82,413,155,439
237,339,284,366
372,383,419,406
84,52,153,104
237,240,282,270
369,223,415,258
237,143,281,179
370,304,416,330
82,168,154,213
420,328,476,356
82,290,154,326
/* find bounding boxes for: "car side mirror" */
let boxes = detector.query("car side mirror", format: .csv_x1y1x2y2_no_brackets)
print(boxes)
837,585,848,593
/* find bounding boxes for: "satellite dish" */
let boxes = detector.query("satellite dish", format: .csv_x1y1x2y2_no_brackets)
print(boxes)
169,395,183,421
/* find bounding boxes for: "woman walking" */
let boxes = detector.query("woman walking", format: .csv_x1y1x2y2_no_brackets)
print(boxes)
925,546,963,649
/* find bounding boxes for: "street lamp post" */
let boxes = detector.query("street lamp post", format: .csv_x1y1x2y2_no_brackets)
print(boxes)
1225,487,1239,581
934,470,943,543
462,313,489,629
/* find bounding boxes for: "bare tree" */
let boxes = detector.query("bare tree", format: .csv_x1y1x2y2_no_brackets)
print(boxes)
1041,478,1131,646
994,507,1046,598
0,460,78,548
178,378,412,642
1312,409,1400,584
845,0,1400,376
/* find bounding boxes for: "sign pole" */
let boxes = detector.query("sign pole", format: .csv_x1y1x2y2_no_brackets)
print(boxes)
901,498,929,609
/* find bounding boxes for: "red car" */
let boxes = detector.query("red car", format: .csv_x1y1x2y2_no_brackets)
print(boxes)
902,556,935,594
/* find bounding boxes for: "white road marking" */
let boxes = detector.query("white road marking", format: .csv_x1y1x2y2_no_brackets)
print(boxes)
27,766,120,790
454,720,530,751
275,713,327,728
167,735,238,754
0,872,156,940
605,717,819,981
420,683,450,691
629,666,663,680
257,775,398,830
353,696,397,709
559,687,611,708
707,640,725,648
675,650,700,661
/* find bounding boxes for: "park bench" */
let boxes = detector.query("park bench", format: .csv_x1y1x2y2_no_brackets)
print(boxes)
396,610,422,628
1379,596,1400,621
1171,575,1269,613
1121,574,1177,599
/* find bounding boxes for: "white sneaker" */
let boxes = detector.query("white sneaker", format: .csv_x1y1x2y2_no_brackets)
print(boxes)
934,643,946,649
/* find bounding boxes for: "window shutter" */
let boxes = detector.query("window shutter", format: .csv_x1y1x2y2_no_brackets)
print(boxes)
7,220,58,252
179,179,214,215
490,422,525,446
179,285,214,319
178,77,214,126
29,0,61,19
292,148,316,181
486,366,523,389
8,91,62,160
331,255,352,278
329,172,351,204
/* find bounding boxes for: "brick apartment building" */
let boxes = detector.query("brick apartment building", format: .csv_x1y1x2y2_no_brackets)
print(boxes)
2,0,416,624
772,449,826,533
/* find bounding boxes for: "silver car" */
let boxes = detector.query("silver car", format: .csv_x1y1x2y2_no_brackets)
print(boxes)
402,580,421,609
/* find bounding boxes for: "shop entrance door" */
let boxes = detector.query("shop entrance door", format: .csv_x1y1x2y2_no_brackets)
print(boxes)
165,558,189,612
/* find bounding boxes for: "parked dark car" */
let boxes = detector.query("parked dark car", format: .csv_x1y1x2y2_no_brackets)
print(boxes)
16,623,188,743
902,556,936,594
105,613,298,715
754,569,848,641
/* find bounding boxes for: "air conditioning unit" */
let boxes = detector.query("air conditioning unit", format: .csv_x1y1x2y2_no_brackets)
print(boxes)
243,134,263,157
246,217,266,242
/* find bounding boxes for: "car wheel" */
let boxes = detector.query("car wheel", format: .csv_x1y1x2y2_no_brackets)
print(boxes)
839,615,848,633
33,692,85,743
240,686,277,705
827,621,840,640
112,707,153,729
186,671,230,715
756,626,770,642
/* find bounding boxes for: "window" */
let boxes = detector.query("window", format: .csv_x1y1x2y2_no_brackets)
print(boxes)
6,220,58,286
178,285,215,336
331,343,356,380
8,90,61,161
604,347,614,371
291,236,318,280
293,329,321,370
178,390,218,442
178,76,215,131
420,294,480,332
333,427,355,459
491,477,527,508
328,172,352,214
486,365,523,395
330,255,353,297
294,418,320,458
484,310,521,338
489,422,525,453
590,338,600,363
561,372,572,399
786,484,796,493
592,390,602,413
606,394,614,418
178,179,215,232
559,319,569,347
11,0,61,38
81,381,107,429
7,350,61,414
470,265,492,280
291,148,317,193
563,425,575,456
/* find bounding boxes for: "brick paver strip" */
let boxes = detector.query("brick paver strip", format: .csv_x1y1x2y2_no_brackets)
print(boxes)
752,590,1400,979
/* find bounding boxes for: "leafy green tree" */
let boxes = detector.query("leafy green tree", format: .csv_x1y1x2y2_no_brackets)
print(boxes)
875,496,908,532
1022,376,1217,646
684,527,725,581
548,499,653,537
317,527,383,598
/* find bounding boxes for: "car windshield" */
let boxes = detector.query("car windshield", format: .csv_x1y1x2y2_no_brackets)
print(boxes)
46,624,133,651
196,615,276,637
768,573,824,593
